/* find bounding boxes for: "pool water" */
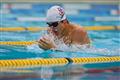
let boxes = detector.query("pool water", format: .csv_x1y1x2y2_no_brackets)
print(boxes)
0,3,120,80
0,30,119,59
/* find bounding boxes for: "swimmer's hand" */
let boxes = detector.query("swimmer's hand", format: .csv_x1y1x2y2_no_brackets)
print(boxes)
37,36,56,50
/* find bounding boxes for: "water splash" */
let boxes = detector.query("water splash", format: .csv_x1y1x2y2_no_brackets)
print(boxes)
51,35,119,56
55,43,120,56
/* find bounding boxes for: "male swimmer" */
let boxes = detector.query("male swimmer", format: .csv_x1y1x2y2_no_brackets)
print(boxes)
38,6,90,50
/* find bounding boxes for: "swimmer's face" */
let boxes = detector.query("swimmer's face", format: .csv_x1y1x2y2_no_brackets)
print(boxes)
46,21,64,29
47,22,59,28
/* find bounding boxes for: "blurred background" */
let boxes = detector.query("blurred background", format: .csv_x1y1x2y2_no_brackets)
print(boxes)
1,0,120,27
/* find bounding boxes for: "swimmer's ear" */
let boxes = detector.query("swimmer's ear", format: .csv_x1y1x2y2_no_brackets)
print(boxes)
62,19,69,24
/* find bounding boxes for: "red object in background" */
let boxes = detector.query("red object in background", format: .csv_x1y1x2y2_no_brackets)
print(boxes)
86,67,120,73
117,10,120,14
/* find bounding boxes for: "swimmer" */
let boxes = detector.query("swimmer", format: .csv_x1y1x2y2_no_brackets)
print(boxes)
38,6,90,50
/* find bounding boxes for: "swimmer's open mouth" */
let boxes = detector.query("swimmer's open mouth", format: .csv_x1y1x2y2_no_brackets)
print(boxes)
52,27,58,31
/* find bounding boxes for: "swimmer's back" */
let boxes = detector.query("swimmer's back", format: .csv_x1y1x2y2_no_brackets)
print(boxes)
69,24,90,45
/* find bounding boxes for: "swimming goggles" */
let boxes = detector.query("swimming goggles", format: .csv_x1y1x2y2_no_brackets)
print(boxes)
46,22,59,27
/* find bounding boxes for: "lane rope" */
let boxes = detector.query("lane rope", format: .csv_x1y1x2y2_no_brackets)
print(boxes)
0,26,120,32
0,41,36,46
0,27,47,32
0,57,119,68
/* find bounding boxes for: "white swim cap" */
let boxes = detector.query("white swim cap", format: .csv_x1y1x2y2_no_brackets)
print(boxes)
46,6,66,23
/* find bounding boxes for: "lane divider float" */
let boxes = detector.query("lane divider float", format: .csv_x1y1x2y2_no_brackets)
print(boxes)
0,26,120,32
0,41,36,46
0,27,47,32
0,57,119,68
